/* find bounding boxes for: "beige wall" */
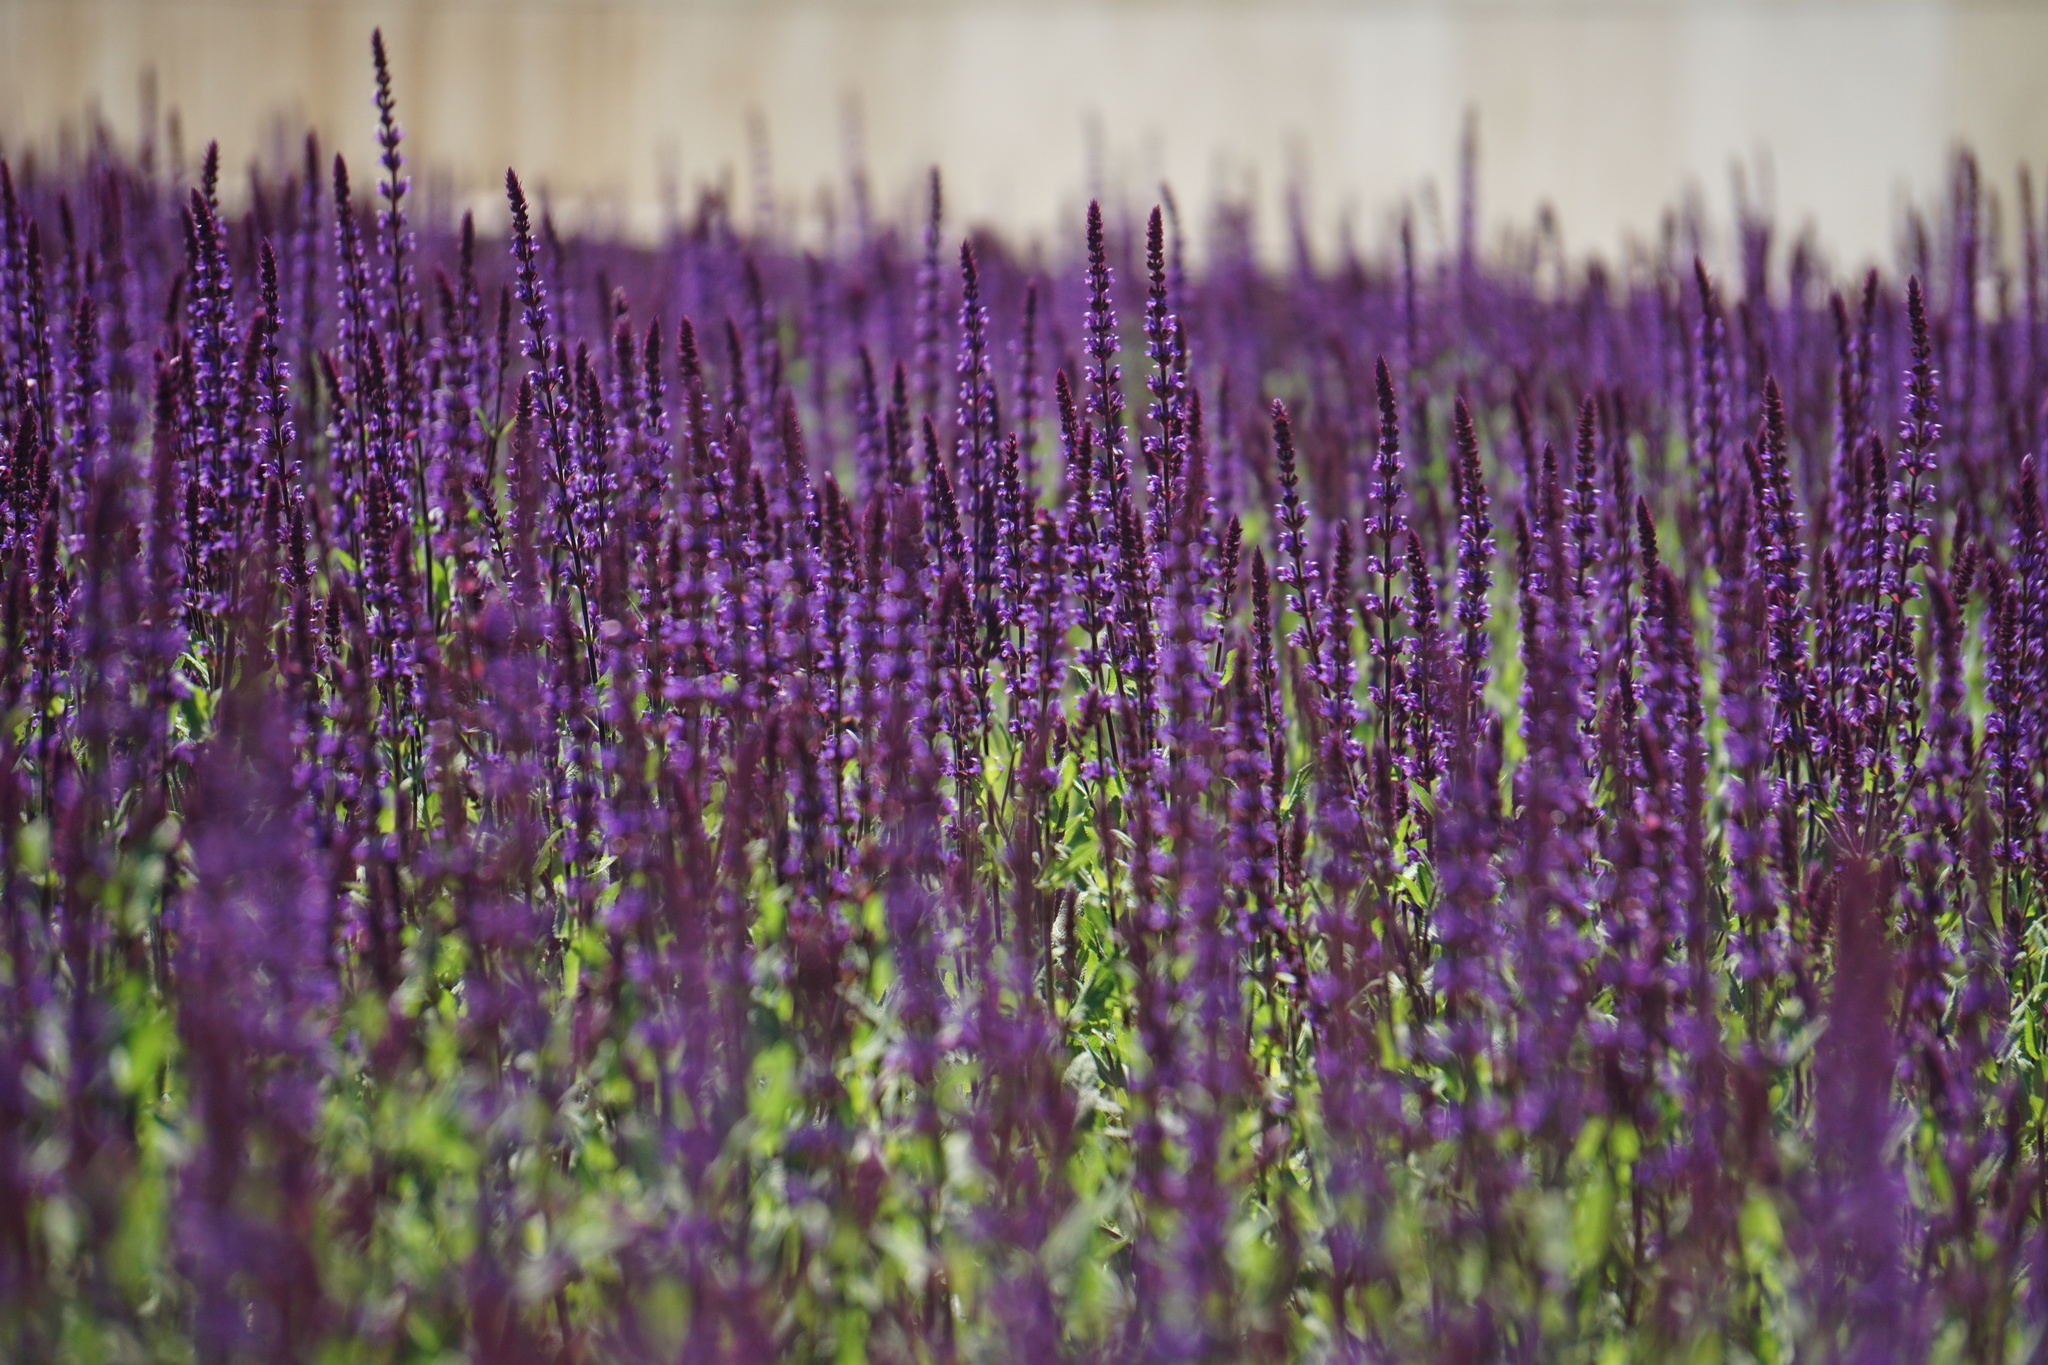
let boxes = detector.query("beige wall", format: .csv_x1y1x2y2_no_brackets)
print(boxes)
3,0,2046,269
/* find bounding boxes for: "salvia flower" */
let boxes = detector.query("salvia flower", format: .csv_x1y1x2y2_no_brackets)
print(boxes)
0,69,2035,1365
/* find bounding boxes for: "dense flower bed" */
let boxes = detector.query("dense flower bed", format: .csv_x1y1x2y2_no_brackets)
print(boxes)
2,37,2047,1364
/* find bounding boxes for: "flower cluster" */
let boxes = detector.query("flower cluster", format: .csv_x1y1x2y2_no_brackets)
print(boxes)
1,40,2047,1364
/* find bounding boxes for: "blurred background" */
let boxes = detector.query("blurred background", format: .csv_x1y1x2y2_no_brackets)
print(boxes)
2,0,2045,270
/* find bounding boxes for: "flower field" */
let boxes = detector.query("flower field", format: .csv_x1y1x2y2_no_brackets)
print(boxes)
4,38,2048,1364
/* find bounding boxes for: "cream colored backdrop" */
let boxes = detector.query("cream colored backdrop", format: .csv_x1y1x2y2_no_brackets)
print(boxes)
3,0,2046,267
